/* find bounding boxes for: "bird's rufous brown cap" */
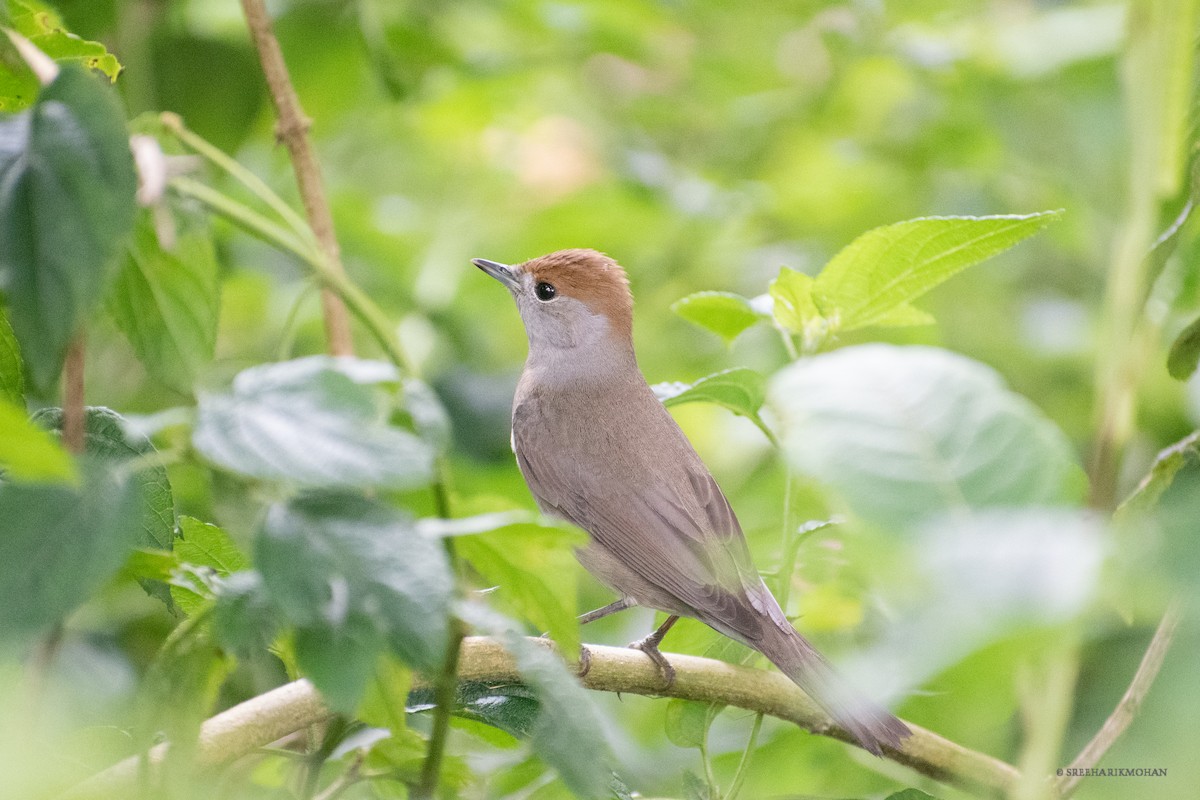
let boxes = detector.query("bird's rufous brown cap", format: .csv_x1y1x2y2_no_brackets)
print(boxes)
519,249,633,336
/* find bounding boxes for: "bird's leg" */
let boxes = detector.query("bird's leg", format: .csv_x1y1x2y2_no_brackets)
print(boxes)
578,596,636,626
628,615,679,687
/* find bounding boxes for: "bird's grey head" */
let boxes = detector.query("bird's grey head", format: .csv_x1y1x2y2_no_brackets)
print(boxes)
473,249,634,359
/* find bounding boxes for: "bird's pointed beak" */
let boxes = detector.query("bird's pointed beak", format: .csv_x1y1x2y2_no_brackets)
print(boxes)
472,258,520,290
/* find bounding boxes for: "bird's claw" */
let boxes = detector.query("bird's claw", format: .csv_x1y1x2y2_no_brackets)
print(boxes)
576,645,593,678
628,636,676,688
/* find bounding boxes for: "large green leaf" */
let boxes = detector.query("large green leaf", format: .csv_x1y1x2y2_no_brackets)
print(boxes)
257,491,452,708
0,309,23,405
769,345,1085,529
109,212,220,392
0,458,142,642
455,515,581,658
193,357,434,490
33,407,175,550
810,212,1061,333
670,291,767,343
407,680,540,740
0,66,136,391
653,368,769,437
0,398,74,483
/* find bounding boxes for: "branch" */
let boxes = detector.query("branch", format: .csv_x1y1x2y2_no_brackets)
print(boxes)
66,637,1018,799
239,0,354,357
1057,601,1183,797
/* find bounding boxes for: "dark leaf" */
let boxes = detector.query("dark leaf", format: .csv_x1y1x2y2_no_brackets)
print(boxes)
1167,314,1200,379
0,309,23,405
0,66,136,390
0,458,142,642
257,491,452,678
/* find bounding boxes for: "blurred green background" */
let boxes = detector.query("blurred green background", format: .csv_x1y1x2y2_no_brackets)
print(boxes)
4,1,1198,799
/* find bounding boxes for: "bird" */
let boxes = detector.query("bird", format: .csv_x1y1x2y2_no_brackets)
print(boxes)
473,248,911,755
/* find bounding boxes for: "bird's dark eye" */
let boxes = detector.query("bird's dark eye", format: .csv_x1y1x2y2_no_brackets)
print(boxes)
535,282,557,301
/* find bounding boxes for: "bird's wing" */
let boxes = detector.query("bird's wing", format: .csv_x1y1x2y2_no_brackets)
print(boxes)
513,412,769,642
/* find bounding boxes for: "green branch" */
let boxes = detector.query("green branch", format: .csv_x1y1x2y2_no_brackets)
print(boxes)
67,637,1019,799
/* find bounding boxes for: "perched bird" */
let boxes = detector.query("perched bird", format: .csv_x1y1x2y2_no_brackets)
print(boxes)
474,249,910,755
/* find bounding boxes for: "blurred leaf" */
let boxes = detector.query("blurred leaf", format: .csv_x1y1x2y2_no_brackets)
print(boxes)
257,491,452,703
0,458,141,642
1167,314,1200,379
296,617,385,713
359,655,412,734
109,212,220,392
456,517,580,657
212,570,279,654
769,345,1085,528
654,368,767,430
0,398,76,483
664,699,720,749
408,680,539,739
503,632,613,800
1155,453,1200,600
671,291,766,343
0,66,136,391
402,377,453,453
813,212,1061,333
1117,431,1200,517
194,356,434,490
885,791,941,800
121,548,178,583
34,406,175,549
0,309,23,405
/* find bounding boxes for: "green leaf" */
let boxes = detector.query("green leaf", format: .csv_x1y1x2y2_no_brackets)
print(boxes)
456,515,581,658
194,357,434,490
359,655,412,735
664,699,720,749
0,458,142,642
885,790,942,800
813,212,1061,333
769,268,822,337
3,1,122,106
212,571,279,654
408,680,539,740
654,368,767,427
0,66,137,391
109,212,220,392
257,491,452,689
33,407,175,550
769,344,1085,529
0,309,24,405
170,516,247,614
1117,431,1200,518
0,398,76,483
670,291,766,342
296,617,385,713
1167,314,1200,379
503,632,613,800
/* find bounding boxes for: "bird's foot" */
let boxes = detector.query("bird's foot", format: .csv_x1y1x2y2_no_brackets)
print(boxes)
628,635,676,688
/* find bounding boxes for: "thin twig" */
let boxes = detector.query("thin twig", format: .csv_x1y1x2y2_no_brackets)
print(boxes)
239,0,354,356
414,615,465,799
725,712,764,800
313,750,365,800
1057,601,1184,797
67,638,1020,799
62,334,86,454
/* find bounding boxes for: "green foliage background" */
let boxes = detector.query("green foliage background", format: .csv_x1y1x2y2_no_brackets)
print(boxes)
1,1,1199,799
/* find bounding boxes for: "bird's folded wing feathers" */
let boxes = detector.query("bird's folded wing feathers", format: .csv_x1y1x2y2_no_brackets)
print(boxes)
514,427,767,641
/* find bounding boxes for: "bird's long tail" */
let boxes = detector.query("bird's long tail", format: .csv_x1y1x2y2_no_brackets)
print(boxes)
755,623,911,756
